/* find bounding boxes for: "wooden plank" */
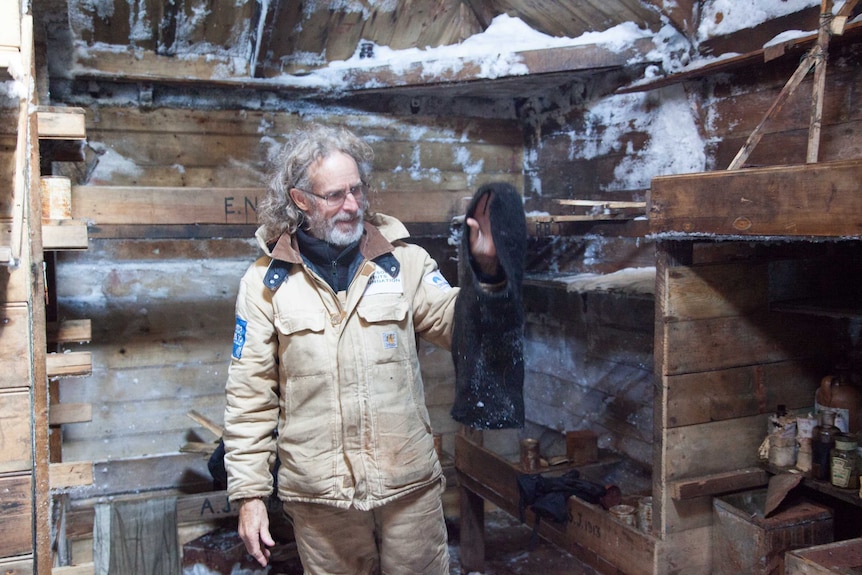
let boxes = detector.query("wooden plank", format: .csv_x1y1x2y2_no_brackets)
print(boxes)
46,351,92,378
64,452,212,499
186,409,223,439
42,220,89,250
665,361,821,427
0,390,32,472
37,107,86,140
662,311,835,375
47,319,92,344
0,304,32,388
649,159,862,237
0,474,33,557
70,48,251,84
669,467,769,500
663,262,768,321
49,402,93,425
664,415,766,481
71,186,480,225
50,461,94,489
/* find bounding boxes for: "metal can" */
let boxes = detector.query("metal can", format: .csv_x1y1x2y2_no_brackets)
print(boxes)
520,438,540,472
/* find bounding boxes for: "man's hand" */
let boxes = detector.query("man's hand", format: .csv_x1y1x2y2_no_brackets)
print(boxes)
237,498,275,567
466,191,499,277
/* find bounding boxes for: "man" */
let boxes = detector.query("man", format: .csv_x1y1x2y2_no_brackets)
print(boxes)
223,123,501,574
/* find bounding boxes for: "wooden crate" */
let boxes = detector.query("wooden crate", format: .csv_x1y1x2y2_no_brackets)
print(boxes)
712,489,834,575
785,538,862,575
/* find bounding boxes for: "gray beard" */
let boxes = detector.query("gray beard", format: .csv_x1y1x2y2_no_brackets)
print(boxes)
307,209,364,246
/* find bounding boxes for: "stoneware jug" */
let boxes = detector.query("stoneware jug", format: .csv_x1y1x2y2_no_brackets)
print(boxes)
816,373,862,434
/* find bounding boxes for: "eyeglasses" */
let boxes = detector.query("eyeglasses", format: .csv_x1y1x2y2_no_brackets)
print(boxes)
298,183,368,208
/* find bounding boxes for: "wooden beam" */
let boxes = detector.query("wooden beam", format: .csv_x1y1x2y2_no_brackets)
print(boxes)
46,351,93,378
669,467,769,500
49,402,93,425
649,158,862,237
50,461,94,489
42,220,89,250
72,186,471,226
807,0,833,163
47,319,92,344
36,107,87,140
186,409,224,439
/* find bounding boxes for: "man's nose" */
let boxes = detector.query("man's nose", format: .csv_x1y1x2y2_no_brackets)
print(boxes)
342,188,360,211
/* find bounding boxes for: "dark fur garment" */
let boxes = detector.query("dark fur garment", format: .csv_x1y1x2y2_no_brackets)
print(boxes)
450,182,527,429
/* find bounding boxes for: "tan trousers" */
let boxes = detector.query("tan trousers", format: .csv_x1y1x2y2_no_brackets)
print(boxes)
285,480,450,575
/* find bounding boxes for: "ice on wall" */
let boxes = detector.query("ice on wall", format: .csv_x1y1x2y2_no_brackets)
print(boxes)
573,85,706,191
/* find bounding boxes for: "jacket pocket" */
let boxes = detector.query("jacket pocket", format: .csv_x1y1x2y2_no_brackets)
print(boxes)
355,300,411,365
273,310,329,377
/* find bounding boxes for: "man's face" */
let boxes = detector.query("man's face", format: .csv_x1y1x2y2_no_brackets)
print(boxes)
291,151,365,246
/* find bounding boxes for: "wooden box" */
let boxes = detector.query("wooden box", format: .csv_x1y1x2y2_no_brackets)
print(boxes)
785,538,862,574
713,489,834,575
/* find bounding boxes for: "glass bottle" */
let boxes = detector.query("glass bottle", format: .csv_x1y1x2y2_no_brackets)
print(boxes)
812,410,840,481
830,434,858,489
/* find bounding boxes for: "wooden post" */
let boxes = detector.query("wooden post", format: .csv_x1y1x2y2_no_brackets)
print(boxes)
807,0,833,163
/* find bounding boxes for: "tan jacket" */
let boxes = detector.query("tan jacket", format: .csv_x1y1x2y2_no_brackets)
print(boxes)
223,214,457,510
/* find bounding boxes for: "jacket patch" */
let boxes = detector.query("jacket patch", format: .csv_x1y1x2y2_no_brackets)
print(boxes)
232,317,247,360
364,266,404,296
382,331,398,349
423,270,452,293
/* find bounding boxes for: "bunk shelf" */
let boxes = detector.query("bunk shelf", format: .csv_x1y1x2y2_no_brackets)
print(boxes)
455,434,658,575
761,462,862,508
68,39,659,101
648,159,862,238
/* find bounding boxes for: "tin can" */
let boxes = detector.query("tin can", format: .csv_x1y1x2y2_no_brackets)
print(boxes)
609,504,636,527
520,438,540,472
637,496,653,533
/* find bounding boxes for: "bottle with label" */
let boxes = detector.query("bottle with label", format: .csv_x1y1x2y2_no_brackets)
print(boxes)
812,409,840,481
830,434,859,489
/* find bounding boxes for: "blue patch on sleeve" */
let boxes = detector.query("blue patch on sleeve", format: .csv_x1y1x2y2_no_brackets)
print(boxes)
232,317,248,360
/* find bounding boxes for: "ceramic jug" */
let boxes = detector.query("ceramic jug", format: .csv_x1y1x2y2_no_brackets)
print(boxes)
815,373,862,434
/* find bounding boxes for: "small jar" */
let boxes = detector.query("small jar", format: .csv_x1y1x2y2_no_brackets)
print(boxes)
812,410,840,481
830,434,859,489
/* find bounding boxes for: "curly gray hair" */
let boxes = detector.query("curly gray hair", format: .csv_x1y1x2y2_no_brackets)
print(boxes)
258,123,375,242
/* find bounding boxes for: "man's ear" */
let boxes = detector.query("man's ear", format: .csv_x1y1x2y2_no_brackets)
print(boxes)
290,188,312,212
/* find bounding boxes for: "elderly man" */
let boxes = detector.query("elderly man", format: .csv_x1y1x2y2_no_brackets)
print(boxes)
223,123,502,574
